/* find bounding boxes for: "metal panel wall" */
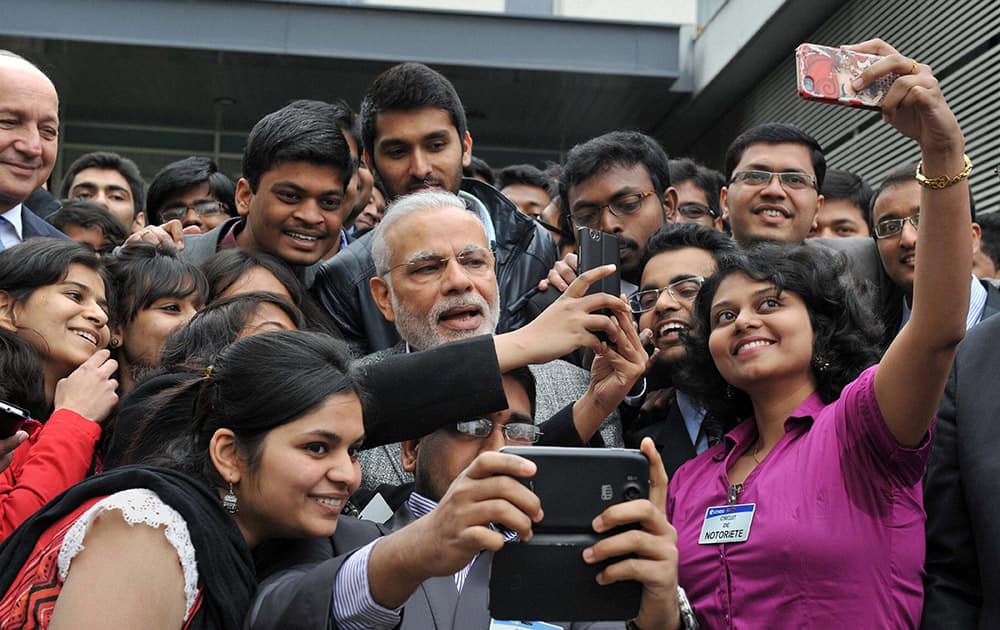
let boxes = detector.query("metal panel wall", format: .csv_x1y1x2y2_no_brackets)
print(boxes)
693,0,1000,214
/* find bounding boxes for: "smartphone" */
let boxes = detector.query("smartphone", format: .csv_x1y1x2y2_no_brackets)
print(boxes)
0,400,30,439
576,227,621,298
577,227,621,345
795,43,900,110
489,446,649,621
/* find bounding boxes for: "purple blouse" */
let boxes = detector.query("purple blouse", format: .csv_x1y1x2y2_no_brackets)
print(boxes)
667,365,930,628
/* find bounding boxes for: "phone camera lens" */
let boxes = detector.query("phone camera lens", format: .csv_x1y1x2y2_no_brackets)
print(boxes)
623,483,642,501
589,229,601,241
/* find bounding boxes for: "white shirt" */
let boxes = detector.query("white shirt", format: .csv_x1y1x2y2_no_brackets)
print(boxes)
899,275,988,331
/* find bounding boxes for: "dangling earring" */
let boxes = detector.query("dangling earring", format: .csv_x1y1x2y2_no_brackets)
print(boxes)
725,384,736,399
812,353,830,374
222,481,239,514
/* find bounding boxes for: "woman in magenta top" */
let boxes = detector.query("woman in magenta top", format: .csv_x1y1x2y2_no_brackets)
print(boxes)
667,40,971,627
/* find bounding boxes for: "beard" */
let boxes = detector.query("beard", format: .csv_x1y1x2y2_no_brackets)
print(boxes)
391,291,500,350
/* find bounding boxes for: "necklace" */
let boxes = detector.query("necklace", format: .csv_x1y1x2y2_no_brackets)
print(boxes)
750,439,765,464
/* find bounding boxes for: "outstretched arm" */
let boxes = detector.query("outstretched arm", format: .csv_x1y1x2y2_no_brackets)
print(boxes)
849,39,971,447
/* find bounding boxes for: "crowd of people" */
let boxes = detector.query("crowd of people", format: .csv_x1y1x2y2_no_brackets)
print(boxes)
0,36,996,629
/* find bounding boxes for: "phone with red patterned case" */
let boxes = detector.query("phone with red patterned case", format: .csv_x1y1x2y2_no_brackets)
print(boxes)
795,43,900,110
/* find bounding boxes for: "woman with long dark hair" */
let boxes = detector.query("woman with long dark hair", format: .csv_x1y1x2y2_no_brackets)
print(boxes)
668,40,972,627
0,331,364,629
0,239,119,540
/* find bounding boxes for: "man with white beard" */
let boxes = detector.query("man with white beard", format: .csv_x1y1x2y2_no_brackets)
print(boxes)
356,190,632,501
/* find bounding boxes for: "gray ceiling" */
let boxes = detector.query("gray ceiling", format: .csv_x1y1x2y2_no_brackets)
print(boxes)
0,0,686,181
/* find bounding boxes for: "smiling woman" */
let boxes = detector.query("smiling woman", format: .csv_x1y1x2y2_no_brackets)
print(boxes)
105,243,208,396
0,239,114,409
0,331,365,629
665,38,973,628
0,238,121,540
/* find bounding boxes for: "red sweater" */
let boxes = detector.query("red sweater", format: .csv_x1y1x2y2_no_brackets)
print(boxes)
0,410,101,542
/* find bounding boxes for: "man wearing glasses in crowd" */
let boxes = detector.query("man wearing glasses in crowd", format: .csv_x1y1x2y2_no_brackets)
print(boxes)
623,223,735,475
869,161,1000,340
144,156,238,234
536,130,677,298
719,122,907,350
667,158,727,233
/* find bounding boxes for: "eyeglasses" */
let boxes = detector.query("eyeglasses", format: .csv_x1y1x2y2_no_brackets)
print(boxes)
730,170,817,191
159,200,228,223
383,248,494,283
676,203,718,220
874,213,920,239
453,418,543,444
570,191,657,228
628,276,705,313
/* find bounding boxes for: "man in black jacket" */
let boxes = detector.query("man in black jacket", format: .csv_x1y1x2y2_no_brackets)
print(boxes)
311,62,557,355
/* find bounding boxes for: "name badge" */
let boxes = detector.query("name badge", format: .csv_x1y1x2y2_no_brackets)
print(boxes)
698,503,755,544
489,621,562,630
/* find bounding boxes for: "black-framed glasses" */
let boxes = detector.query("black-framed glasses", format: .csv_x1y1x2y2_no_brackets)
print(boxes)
628,276,705,313
536,218,576,241
570,191,656,228
676,203,718,220
159,200,228,222
874,213,920,239
453,418,543,444
383,248,495,283
730,170,817,191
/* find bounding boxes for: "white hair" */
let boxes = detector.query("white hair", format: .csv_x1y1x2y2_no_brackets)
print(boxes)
370,190,474,278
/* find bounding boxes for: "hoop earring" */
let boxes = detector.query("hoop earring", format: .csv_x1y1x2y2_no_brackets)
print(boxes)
222,482,239,514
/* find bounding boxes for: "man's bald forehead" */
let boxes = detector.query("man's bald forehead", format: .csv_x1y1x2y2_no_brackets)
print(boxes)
0,51,56,87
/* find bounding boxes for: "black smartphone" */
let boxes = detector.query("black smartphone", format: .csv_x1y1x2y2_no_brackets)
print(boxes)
576,227,621,298
489,446,649,622
577,227,621,345
0,400,30,439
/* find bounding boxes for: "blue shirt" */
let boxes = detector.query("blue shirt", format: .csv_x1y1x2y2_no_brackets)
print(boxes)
0,205,24,250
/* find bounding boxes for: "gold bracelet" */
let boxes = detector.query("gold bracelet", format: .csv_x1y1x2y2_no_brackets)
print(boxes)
915,154,972,189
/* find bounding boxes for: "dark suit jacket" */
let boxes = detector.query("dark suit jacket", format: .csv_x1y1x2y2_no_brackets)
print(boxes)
922,313,1000,629
20,203,67,240
249,504,627,630
626,396,698,478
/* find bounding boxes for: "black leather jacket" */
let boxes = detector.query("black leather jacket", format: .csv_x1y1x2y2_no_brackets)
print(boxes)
311,178,558,355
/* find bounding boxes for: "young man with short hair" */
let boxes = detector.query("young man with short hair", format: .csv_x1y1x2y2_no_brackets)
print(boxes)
311,62,557,355
60,151,146,233
719,122,826,245
496,163,552,220
809,167,872,239
176,100,353,274
145,156,237,233
668,158,726,232
870,162,999,340
624,223,736,475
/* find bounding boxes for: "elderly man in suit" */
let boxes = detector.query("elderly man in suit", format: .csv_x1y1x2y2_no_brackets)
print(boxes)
0,51,66,250
354,190,633,496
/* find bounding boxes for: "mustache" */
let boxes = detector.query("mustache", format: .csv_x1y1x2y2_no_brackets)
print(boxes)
431,294,492,321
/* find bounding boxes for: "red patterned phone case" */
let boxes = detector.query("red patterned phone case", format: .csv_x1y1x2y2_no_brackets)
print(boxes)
795,43,899,110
